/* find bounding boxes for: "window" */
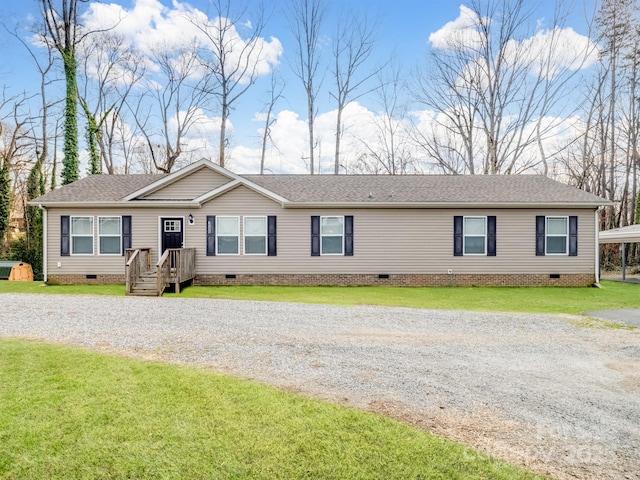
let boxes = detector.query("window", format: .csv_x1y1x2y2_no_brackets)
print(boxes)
454,216,496,256
244,216,267,255
71,216,93,255
546,217,568,254
164,220,181,232
321,216,344,255
98,217,122,255
536,216,577,256
464,217,486,255
216,216,239,254
311,216,353,256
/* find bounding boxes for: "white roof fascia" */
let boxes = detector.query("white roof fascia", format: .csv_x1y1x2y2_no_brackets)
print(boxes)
281,202,604,209
122,159,236,201
28,200,202,208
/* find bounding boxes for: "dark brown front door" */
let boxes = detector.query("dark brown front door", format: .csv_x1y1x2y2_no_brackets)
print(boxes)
161,218,184,253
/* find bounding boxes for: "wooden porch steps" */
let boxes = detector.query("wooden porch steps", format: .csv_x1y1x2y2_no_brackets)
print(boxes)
129,272,158,296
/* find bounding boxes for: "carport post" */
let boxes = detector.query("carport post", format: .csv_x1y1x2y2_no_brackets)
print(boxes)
622,242,626,282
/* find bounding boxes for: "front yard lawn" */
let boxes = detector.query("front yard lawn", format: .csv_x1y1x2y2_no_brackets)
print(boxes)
2,279,638,314
0,339,544,479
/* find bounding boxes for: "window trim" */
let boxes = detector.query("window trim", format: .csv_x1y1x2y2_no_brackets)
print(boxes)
463,216,487,256
243,216,267,256
216,216,240,256
70,216,94,256
320,216,344,256
98,216,122,256
545,216,569,255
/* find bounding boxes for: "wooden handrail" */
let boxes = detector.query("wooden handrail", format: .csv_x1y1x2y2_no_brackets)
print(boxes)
125,249,140,295
157,249,171,296
156,248,196,295
125,248,152,295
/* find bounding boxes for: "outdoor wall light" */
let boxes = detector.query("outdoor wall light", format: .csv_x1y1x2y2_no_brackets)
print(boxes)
188,214,195,225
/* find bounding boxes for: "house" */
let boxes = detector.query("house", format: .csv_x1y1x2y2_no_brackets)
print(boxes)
30,159,610,293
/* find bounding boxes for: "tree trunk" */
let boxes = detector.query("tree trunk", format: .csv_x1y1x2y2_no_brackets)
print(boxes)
61,51,79,184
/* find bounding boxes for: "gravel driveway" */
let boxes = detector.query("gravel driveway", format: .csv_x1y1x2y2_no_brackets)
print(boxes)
0,293,638,480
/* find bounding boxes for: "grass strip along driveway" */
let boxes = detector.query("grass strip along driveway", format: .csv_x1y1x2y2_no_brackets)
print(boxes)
2,279,640,314
0,339,543,480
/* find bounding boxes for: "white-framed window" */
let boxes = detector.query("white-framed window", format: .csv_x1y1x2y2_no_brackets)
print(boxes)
546,216,568,255
71,216,94,255
464,216,486,255
216,216,239,255
98,216,121,255
321,216,344,255
164,220,181,233
244,216,267,255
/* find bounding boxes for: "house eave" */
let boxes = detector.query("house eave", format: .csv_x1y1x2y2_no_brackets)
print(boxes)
282,201,608,209
28,200,608,209
27,200,202,208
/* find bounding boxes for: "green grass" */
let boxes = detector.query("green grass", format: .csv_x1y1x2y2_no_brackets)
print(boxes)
0,281,124,296
2,279,640,314
0,339,544,479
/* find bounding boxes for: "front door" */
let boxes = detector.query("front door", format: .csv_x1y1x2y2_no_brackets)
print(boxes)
161,218,184,254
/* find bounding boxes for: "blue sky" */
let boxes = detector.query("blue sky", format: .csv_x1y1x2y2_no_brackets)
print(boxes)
0,0,598,174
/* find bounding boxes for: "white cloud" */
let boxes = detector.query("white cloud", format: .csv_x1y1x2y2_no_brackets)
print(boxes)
81,0,282,84
504,27,600,79
428,5,486,51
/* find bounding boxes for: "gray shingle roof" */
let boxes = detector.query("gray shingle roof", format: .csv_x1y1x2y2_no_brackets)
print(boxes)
244,174,607,205
32,174,163,203
31,171,608,206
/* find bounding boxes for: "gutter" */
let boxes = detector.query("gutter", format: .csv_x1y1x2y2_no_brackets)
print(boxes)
280,201,612,209
28,199,613,210
27,201,204,208
40,205,47,282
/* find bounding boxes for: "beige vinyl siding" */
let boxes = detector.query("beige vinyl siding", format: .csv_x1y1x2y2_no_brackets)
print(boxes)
45,186,597,277
143,167,232,199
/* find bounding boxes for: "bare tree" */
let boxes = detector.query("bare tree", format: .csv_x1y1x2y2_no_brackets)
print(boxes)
130,42,211,174
413,0,598,175
191,0,273,168
288,0,327,174
331,13,381,174
354,64,416,175
0,92,36,250
78,32,145,174
259,70,284,174
39,0,88,184
6,25,59,187
596,0,639,230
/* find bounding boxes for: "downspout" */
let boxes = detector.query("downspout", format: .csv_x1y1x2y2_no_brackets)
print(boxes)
594,209,600,285
41,205,47,282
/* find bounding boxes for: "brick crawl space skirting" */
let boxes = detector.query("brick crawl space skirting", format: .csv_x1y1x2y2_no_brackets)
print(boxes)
47,273,595,287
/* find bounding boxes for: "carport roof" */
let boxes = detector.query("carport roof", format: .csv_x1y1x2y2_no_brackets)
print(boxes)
599,224,640,243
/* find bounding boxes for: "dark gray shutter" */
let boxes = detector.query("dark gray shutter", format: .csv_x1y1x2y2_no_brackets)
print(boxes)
61,215,70,256
311,216,320,256
267,216,277,256
344,215,353,256
569,216,578,256
206,215,216,256
487,216,496,256
453,216,463,256
536,216,545,256
121,215,132,255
